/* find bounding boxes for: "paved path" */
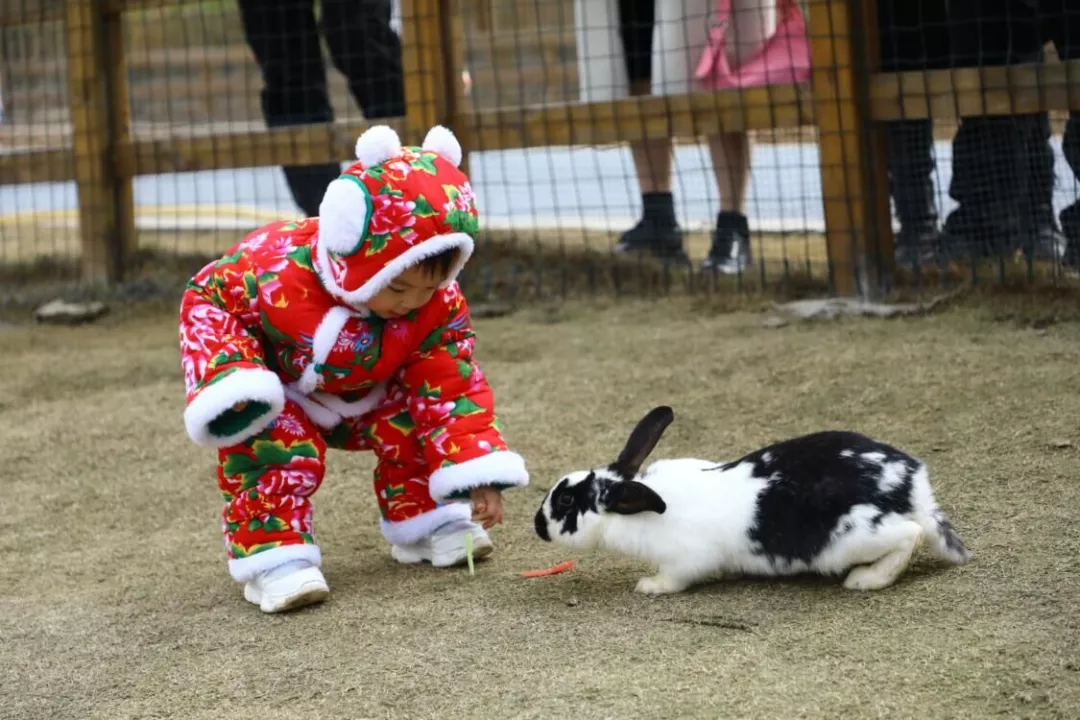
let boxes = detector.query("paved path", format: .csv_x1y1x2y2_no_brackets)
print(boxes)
3,140,1079,233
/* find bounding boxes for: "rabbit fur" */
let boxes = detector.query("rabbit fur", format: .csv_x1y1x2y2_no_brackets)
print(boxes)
534,406,971,596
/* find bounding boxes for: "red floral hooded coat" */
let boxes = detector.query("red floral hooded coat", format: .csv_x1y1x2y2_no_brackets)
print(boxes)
178,125,529,507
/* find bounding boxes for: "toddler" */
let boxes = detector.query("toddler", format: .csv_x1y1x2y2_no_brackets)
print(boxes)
178,125,529,613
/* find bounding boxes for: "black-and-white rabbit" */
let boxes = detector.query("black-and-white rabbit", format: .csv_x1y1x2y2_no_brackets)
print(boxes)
534,406,971,595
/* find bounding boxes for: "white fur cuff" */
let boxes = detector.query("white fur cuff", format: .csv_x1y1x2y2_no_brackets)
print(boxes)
228,543,322,582
428,451,529,504
380,502,473,545
184,367,285,448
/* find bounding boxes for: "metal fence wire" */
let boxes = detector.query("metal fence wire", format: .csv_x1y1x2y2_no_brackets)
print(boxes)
2,0,1079,308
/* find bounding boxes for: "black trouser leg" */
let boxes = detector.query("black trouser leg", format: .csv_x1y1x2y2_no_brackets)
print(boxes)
944,0,1049,254
238,0,341,217
1063,114,1080,264
322,0,406,119
1044,0,1080,263
877,0,950,245
885,120,938,237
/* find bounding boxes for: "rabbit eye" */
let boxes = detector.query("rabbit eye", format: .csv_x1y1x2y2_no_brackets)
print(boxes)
557,494,575,510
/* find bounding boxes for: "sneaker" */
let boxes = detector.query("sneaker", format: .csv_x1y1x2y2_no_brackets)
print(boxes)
894,227,946,269
1022,224,1067,263
615,192,689,264
701,211,751,274
391,522,494,568
615,218,689,264
243,559,329,613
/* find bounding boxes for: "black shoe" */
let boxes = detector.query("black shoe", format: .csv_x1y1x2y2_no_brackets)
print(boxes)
893,227,945,269
1021,224,1067,263
701,211,751,274
615,192,689,264
615,217,689,263
942,209,1018,259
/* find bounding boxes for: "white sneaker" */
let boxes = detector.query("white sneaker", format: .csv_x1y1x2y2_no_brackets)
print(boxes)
391,522,494,568
243,560,329,613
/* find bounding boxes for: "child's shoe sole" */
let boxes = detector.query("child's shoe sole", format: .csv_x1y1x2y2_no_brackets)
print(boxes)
243,566,329,613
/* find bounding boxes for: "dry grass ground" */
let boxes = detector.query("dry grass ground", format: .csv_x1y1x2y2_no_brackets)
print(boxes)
2,297,1079,719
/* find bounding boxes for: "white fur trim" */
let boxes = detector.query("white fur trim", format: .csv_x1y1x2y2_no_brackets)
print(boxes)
314,232,475,309
318,176,372,256
184,368,285,448
298,306,354,394
311,381,389,418
422,125,463,168
380,502,473,545
428,451,529,504
355,124,402,167
283,385,342,430
228,543,322,582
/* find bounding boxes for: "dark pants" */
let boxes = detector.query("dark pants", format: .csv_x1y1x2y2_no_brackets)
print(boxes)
238,0,406,217
944,0,1058,253
877,0,952,242
1035,0,1080,260
616,0,655,84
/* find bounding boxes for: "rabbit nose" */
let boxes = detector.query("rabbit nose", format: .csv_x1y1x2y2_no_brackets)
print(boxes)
534,509,551,542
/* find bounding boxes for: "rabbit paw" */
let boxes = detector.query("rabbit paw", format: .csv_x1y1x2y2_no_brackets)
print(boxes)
634,574,688,596
843,565,896,591
843,525,922,591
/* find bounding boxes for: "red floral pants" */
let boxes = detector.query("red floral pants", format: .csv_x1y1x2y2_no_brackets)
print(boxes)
217,389,439,565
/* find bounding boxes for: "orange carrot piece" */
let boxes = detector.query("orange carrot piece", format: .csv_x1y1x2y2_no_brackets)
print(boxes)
521,560,576,578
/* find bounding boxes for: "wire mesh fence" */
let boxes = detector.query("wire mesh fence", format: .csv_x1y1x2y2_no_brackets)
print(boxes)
2,0,1079,309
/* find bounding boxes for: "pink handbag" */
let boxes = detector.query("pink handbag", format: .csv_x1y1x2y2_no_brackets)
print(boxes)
694,0,811,89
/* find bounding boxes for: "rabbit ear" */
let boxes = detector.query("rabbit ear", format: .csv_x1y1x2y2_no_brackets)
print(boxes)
602,480,667,516
611,406,675,479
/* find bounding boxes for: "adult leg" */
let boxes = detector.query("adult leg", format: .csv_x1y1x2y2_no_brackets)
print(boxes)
701,0,779,273
878,0,950,268
1062,111,1080,268
944,0,1056,259
321,0,406,119
237,0,341,218
614,0,686,261
1045,0,1080,268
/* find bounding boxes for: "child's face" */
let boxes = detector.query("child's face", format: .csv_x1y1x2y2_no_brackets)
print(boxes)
367,265,447,319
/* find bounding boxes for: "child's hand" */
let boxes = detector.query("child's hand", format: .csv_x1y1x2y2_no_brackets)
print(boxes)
470,486,504,529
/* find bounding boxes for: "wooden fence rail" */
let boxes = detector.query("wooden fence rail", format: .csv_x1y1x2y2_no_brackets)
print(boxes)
2,0,1080,297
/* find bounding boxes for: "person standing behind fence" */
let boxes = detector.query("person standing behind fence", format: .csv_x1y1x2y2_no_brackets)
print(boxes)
1036,0,1080,272
237,0,406,219
575,0,811,273
877,0,952,269
575,0,686,261
942,0,1066,264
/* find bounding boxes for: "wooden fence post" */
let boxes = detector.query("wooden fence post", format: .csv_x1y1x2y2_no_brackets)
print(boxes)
807,0,892,298
65,0,135,285
401,0,442,141
439,0,470,175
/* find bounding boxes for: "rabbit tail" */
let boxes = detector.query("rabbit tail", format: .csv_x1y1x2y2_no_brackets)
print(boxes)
910,464,971,565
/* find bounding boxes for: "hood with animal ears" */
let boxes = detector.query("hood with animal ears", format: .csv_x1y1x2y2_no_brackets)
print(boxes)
313,124,479,311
